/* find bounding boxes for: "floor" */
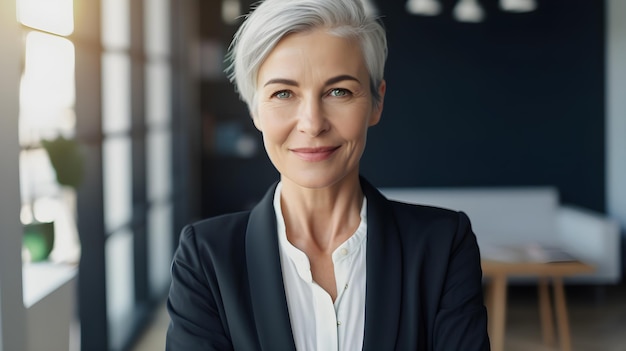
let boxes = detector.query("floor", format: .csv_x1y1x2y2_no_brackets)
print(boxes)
131,284,626,351
504,285,626,351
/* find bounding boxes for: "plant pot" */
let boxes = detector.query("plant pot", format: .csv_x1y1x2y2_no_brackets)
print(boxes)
23,221,55,262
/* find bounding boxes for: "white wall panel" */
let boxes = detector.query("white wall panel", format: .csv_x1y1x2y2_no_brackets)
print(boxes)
0,0,26,349
607,0,626,236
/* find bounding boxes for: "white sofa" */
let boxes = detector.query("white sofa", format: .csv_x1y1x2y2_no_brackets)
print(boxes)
379,186,622,285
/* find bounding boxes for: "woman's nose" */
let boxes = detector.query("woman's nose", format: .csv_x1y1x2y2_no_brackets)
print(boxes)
297,98,329,136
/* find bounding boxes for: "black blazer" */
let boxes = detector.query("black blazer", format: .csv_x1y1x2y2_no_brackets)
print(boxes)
166,178,490,350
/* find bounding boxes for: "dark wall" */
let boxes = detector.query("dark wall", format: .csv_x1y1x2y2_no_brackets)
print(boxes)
199,0,279,217
200,0,606,217
362,0,605,212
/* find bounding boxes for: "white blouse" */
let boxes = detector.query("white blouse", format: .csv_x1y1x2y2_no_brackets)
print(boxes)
273,183,367,351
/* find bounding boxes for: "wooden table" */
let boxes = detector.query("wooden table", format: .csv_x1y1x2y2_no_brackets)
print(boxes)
481,260,594,351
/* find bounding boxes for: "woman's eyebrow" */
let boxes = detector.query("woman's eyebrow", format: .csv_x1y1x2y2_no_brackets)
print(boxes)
325,75,360,86
263,78,298,87
263,75,360,87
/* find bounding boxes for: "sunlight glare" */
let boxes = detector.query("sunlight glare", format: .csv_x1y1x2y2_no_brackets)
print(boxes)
19,31,75,144
17,0,74,36
102,0,130,49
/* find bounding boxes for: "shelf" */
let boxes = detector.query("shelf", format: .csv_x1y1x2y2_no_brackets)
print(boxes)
22,262,77,308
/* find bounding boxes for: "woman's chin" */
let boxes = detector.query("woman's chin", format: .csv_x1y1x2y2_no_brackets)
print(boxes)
281,169,359,190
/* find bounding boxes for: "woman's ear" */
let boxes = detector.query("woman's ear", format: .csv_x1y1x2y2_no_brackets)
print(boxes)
253,116,262,131
250,108,262,131
369,80,386,126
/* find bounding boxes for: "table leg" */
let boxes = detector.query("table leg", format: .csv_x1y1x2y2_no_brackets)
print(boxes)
553,277,572,351
486,274,507,351
538,277,556,347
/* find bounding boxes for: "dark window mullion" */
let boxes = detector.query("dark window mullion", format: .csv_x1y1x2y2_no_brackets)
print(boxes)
74,0,109,349
170,0,202,246
130,0,149,309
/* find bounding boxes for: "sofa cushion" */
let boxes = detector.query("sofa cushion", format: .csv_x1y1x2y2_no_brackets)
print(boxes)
379,187,561,249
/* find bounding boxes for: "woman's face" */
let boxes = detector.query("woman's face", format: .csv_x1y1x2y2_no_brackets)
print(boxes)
254,29,385,190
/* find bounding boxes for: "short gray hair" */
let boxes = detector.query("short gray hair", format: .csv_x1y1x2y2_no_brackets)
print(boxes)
225,0,388,113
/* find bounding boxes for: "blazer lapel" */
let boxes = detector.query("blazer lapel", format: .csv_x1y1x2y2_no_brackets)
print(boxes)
361,178,403,351
245,179,402,350
246,182,296,351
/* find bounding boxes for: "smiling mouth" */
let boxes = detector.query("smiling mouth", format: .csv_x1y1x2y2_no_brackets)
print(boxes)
290,146,340,162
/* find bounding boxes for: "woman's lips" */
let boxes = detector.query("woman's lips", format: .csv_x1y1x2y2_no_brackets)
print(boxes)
290,146,340,162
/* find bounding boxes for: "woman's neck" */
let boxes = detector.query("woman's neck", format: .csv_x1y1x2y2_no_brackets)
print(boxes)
279,175,364,254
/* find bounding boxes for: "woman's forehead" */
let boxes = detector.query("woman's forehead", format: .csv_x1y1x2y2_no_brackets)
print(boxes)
258,30,367,82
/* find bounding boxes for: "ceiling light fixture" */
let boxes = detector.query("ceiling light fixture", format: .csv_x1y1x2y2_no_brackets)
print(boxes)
406,0,442,16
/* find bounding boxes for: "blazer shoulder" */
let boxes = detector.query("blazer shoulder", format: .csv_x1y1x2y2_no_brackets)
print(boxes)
386,199,474,246
388,199,466,224
361,177,472,243
181,211,251,248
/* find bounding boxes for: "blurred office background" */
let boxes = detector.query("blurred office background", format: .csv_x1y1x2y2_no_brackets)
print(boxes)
0,0,625,350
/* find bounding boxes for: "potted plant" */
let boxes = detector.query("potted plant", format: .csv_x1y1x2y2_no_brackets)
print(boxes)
23,136,84,262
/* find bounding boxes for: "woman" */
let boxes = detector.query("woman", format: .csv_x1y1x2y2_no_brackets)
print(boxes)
166,0,490,350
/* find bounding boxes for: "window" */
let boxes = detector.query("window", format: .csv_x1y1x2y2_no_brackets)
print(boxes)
16,0,182,349
17,0,81,265
73,0,179,349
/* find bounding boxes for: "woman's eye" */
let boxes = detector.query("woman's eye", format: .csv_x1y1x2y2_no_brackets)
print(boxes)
329,88,349,97
273,90,292,99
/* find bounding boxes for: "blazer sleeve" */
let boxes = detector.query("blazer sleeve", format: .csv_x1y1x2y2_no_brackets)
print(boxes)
166,225,234,351
433,212,491,350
